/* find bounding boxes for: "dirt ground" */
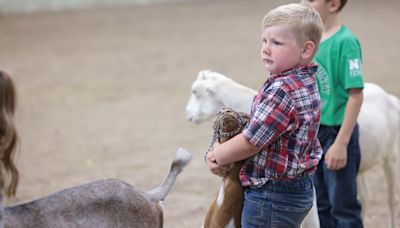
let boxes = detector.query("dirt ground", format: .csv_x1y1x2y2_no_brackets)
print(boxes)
0,0,399,227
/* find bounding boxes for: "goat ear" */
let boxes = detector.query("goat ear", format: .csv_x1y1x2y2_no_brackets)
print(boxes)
206,86,216,97
199,70,211,80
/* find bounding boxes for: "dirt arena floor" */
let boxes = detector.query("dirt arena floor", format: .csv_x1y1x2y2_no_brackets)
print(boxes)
1,0,399,227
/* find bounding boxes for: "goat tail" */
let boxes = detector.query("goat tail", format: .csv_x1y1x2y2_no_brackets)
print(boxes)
388,94,400,143
145,148,192,203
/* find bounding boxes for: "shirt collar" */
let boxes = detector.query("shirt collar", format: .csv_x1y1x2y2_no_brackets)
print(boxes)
268,63,318,81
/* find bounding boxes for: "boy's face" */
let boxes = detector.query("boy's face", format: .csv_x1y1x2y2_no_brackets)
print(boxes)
261,25,303,74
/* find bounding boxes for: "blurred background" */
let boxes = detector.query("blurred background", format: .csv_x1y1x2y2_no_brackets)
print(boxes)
0,0,399,227
0,0,200,13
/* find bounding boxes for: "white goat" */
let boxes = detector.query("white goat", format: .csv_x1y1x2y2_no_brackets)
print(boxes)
187,70,400,228
1,148,191,228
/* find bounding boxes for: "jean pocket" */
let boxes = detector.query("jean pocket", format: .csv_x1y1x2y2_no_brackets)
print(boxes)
271,199,313,227
243,191,265,227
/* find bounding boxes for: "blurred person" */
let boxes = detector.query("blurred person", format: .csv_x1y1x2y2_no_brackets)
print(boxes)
302,0,364,227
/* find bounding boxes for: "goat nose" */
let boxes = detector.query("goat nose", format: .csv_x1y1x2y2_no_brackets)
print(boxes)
187,115,199,124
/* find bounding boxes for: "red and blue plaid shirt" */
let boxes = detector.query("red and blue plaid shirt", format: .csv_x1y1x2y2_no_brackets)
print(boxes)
240,64,323,187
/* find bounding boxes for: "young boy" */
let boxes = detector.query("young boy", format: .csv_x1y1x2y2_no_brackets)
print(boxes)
301,0,364,227
206,3,324,228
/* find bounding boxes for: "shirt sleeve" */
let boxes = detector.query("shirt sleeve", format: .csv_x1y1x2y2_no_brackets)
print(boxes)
243,87,297,149
340,38,365,90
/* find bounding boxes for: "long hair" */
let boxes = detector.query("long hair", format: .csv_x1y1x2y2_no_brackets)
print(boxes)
0,70,19,197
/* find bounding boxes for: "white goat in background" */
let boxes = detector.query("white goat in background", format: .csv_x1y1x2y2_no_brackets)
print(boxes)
187,70,400,228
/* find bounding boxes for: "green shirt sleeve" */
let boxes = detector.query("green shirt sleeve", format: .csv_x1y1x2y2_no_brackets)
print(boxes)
340,38,364,90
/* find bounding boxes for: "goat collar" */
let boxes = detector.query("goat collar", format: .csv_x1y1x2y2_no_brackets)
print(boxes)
208,108,247,151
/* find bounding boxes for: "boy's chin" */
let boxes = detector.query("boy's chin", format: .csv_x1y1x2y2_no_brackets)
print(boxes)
266,67,279,74
265,65,274,74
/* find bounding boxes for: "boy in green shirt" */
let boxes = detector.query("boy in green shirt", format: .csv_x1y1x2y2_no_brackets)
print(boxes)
302,0,364,227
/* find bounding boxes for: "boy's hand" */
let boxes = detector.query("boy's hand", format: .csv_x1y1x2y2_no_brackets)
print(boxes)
206,151,231,177
325,142,347,170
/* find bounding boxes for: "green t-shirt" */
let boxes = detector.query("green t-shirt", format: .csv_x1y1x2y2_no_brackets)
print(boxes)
314,25,364,126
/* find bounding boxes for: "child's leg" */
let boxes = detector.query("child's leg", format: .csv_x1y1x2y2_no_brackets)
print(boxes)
326,125,363,228
241,176,314,228
313,158,335,227
315,125,363,228
313,125,336,227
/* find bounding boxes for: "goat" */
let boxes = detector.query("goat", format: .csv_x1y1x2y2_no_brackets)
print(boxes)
203,108,249,228
0,148,191,228
186,70,400,228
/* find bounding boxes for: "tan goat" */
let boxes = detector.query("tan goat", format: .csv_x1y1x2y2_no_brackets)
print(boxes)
1,148,191,228
203,108,249,228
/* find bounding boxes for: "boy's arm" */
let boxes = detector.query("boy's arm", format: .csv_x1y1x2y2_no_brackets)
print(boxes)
209,133,259,165
206,86,294,173
325,88,363,170
205,152,232,177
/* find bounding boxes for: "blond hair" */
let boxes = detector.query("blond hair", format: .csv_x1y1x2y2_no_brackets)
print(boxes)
0,70,19,197
262,3,323,55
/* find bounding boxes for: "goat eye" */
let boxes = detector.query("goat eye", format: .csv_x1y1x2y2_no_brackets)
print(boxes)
192,90,201,98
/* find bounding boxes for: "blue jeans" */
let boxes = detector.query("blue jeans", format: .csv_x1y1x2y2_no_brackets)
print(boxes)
313,124,363,228
241,176,314,228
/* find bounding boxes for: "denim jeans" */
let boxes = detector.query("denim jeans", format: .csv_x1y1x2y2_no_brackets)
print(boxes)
313,124,363,228
241,176,314,228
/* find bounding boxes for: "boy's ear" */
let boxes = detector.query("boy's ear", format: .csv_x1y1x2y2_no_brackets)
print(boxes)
328,0,341,13
301,41,316,61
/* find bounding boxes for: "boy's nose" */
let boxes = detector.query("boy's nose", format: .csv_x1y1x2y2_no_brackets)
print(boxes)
262,45,271,55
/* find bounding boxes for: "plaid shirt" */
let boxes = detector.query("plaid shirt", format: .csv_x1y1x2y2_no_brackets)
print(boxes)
240,64,323,187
